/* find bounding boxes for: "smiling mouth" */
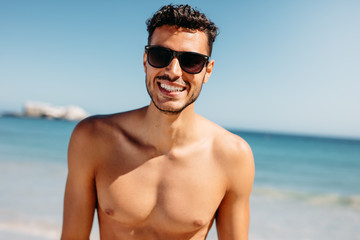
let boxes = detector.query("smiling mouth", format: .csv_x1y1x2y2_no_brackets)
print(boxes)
159,82,186,93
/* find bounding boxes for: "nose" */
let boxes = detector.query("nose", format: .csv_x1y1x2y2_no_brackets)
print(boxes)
165,57,182,79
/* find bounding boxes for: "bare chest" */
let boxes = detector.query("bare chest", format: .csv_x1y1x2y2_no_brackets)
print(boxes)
95,147,226,237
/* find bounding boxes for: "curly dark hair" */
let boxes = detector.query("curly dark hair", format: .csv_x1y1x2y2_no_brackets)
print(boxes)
146,4,219,55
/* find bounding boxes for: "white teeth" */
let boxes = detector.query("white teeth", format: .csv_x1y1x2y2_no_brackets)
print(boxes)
160,83,184,92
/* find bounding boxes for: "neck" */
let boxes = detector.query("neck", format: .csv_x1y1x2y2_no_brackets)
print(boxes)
141,103,199,154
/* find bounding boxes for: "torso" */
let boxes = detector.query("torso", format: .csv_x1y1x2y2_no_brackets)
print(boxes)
89,110,232,240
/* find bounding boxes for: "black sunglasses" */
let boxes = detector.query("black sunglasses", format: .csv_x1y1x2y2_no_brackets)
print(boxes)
145,45,209,74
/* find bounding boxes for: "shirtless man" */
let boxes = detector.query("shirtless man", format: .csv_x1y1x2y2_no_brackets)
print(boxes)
61,4,254,240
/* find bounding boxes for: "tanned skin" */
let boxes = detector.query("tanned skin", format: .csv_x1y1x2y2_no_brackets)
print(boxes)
61,25,255,240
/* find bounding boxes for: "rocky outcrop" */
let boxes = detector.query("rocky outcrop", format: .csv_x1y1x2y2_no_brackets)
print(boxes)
23,102,88,121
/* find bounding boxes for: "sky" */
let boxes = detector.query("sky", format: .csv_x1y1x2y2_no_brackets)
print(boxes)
1,0,359,139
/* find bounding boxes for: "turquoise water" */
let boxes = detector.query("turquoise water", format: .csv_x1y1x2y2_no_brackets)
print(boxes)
0,116,359,239
236,130,360,199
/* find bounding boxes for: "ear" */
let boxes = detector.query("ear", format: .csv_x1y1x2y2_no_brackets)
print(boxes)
143,52,147,73
203,59,214,84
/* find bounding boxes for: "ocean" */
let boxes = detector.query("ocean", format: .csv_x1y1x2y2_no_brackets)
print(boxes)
0,116,359,240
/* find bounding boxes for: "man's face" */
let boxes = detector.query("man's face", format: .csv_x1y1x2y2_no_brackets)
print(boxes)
143,25,214,114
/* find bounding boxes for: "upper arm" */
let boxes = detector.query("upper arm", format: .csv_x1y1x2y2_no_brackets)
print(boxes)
61,119,98,240
216,136,255,240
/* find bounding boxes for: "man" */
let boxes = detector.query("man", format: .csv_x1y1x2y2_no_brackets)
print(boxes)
61,4,254,240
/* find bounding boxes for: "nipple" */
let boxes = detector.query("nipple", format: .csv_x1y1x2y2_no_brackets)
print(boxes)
104,208,114,216
193,219,206,228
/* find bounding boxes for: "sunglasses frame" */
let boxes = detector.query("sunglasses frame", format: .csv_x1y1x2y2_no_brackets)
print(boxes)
145,45,210,74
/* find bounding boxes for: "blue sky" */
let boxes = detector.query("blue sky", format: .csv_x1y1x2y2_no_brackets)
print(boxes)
1,0,359,139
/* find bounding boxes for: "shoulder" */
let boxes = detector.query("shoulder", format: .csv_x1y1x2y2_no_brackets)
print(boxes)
211,126,255,194
70,107,147,152
67,115,114,169
68,110,138,157
71,107,145,140
67,110,144,174
213,128,253,166
195,115,253,163
197,116,254,169
69,115,115,149
72,114,117,137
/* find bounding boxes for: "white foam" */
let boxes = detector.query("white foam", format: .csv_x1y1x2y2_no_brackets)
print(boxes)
252,187,360,209
250,194,360,240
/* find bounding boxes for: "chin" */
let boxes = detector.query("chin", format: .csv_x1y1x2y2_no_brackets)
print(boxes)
152,100,191,115
155,105,186,115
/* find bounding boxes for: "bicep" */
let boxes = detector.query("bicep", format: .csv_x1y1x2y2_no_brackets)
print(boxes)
61,123,97,239
62,172,96,239
216,192,250,240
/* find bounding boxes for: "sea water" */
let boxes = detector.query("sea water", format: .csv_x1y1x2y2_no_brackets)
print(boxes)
238,130,360,240
0,117,359,239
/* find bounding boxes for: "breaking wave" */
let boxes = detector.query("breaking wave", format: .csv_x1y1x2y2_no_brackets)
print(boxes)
252,187,360,210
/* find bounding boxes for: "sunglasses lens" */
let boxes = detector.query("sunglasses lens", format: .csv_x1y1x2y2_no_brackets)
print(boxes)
147,47,172,68
179,53,206,74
